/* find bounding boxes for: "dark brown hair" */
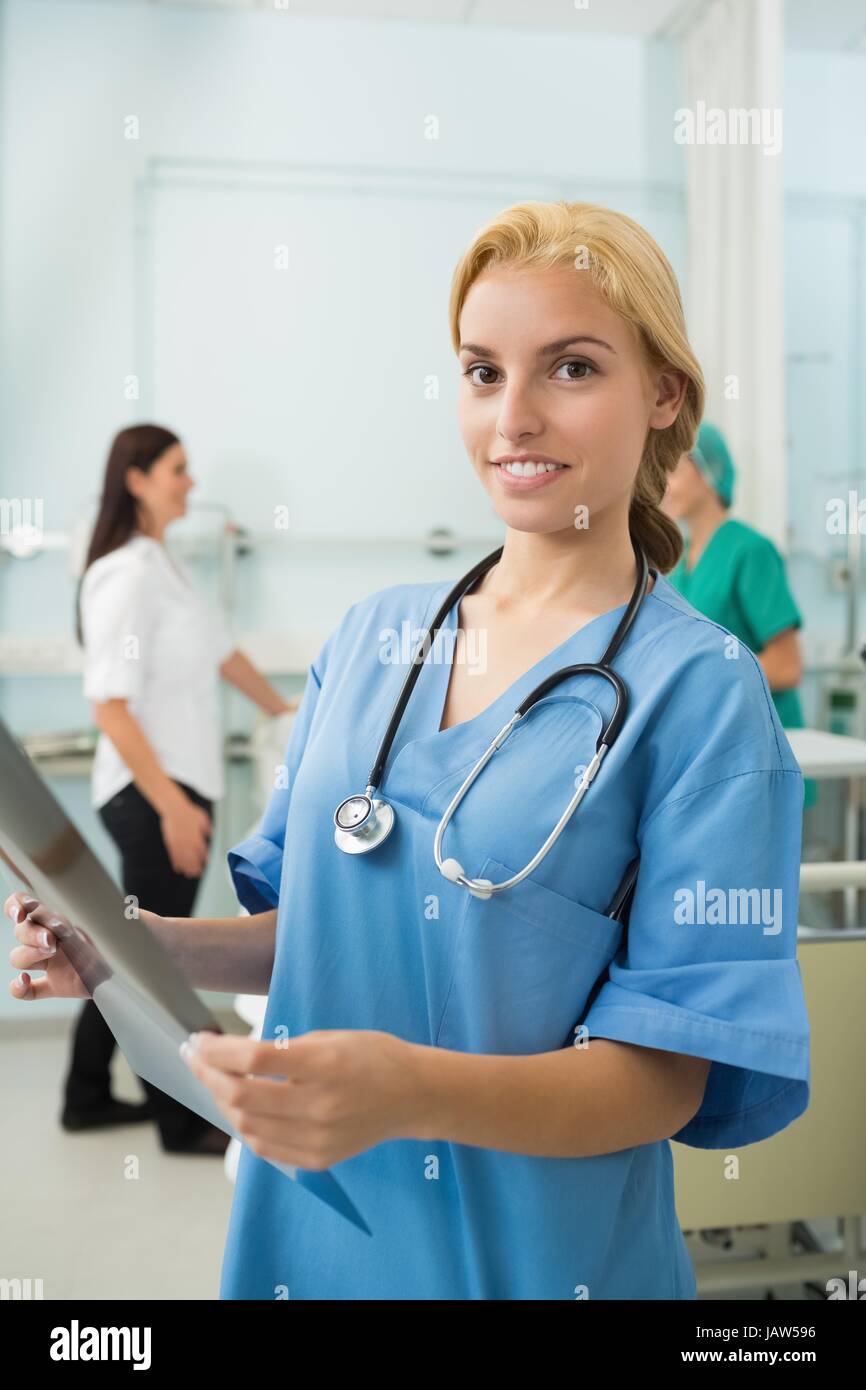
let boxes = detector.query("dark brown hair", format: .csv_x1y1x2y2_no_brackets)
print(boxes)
73,424,180,645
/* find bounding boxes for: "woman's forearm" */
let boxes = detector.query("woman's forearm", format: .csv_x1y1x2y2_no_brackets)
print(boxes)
758,629,802,692
218,649,293,716
148,908,277,995
92,701,188,816
403,1038,710,1158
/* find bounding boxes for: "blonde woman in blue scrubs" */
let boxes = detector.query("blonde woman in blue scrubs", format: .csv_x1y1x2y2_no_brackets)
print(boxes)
8,202,810,1300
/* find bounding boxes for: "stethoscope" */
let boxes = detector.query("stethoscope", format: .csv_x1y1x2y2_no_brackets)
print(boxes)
333,535,656,900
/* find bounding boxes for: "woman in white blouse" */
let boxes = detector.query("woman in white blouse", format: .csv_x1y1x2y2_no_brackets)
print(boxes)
65,423,296,1154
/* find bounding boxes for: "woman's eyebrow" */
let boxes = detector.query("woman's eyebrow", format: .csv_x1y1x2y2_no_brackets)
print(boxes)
458,335,616,357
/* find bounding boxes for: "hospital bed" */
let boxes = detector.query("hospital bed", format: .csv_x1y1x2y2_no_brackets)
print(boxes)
676,926,866,1295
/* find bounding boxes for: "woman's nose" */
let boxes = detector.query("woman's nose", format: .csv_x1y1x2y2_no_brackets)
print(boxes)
495,384,544,441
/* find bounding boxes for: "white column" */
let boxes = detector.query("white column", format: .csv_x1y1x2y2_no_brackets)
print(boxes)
678,0,787,547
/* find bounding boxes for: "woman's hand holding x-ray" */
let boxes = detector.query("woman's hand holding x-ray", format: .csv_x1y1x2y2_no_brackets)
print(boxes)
6,891,90,1000
180,1028,418,1169
5,890,161,1002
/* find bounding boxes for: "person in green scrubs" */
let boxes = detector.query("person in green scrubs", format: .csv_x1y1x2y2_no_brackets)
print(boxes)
663,422,816,809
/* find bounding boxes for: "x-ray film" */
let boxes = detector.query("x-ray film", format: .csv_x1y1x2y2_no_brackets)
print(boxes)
0,716,369,1235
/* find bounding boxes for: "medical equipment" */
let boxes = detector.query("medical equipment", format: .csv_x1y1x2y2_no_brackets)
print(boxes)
334,536,656,899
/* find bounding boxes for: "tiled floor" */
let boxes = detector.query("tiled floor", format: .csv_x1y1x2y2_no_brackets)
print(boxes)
1,1018,239,1300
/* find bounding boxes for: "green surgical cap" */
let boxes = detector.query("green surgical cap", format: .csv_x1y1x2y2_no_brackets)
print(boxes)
689,422,735,506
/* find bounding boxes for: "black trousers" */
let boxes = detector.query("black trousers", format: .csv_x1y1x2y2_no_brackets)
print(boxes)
63,778,215,1148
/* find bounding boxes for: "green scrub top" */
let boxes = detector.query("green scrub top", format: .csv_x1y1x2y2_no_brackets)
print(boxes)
669,518,816,809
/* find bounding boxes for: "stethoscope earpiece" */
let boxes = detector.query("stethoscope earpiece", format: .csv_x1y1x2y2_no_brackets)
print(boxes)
438,857,464,883
439,858,494,899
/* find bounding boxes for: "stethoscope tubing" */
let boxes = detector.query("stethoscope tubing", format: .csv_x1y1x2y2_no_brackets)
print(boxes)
368,538,648,791
365,545,505,792
336,535,656,897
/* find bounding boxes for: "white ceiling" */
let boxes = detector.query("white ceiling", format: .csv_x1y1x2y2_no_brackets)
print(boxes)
146,0,696,40
57,0,866,52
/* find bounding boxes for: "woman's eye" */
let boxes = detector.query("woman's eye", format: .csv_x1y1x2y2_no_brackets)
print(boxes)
463,360,596,386
554,360,595,381
464,364,499,387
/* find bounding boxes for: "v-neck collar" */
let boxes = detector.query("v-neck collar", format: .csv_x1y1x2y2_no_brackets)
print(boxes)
424,574,657,746
132,534,191,590
378,575,660,810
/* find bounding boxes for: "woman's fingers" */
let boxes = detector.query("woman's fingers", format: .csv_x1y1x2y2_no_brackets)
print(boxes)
14,917,58,951
9,969,33,999
7,897,58,960
184,842,208,877
9,969,53,1002
7,894,66,992
7,894,65,937
6,894,89,1001
7,899,60,953
10,941,57,970
5,890,40,923
161,832,208,877
3,892,21,921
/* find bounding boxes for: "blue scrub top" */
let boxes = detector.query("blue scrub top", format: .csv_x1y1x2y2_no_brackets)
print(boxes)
219,571,810,1301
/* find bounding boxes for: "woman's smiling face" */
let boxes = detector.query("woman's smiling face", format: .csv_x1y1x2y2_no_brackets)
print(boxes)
457,264,682,537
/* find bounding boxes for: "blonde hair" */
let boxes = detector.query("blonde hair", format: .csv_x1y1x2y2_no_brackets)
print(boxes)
447,200,705,573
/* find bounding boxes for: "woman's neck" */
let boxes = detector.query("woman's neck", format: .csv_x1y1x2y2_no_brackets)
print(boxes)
477,525,647,617
685,497,728,566
133,523,165,544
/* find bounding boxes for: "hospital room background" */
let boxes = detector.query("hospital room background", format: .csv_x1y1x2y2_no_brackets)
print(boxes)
1,0,866,1302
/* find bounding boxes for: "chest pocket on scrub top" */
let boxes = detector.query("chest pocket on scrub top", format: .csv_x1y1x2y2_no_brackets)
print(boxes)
435,857,625,1057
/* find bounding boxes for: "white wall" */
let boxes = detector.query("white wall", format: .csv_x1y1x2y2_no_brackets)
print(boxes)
784,50,866,197
0,2,683,567
0,0,686,685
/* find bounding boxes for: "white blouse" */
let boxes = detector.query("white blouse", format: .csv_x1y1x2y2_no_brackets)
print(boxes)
81,534,236,810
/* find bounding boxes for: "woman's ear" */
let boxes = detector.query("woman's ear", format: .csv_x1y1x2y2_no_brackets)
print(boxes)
125,465,144,499
648,367,688,430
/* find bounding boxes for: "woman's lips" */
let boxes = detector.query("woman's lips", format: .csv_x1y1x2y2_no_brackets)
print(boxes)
490,462,570,491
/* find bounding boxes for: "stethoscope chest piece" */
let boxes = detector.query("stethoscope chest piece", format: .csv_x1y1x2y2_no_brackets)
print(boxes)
333,792,395,854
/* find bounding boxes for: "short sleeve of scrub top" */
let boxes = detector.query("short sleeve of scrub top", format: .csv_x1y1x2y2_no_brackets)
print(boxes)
226,627,338,915
582,736,809,1150
734,532,802,649
218,577,810,1302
